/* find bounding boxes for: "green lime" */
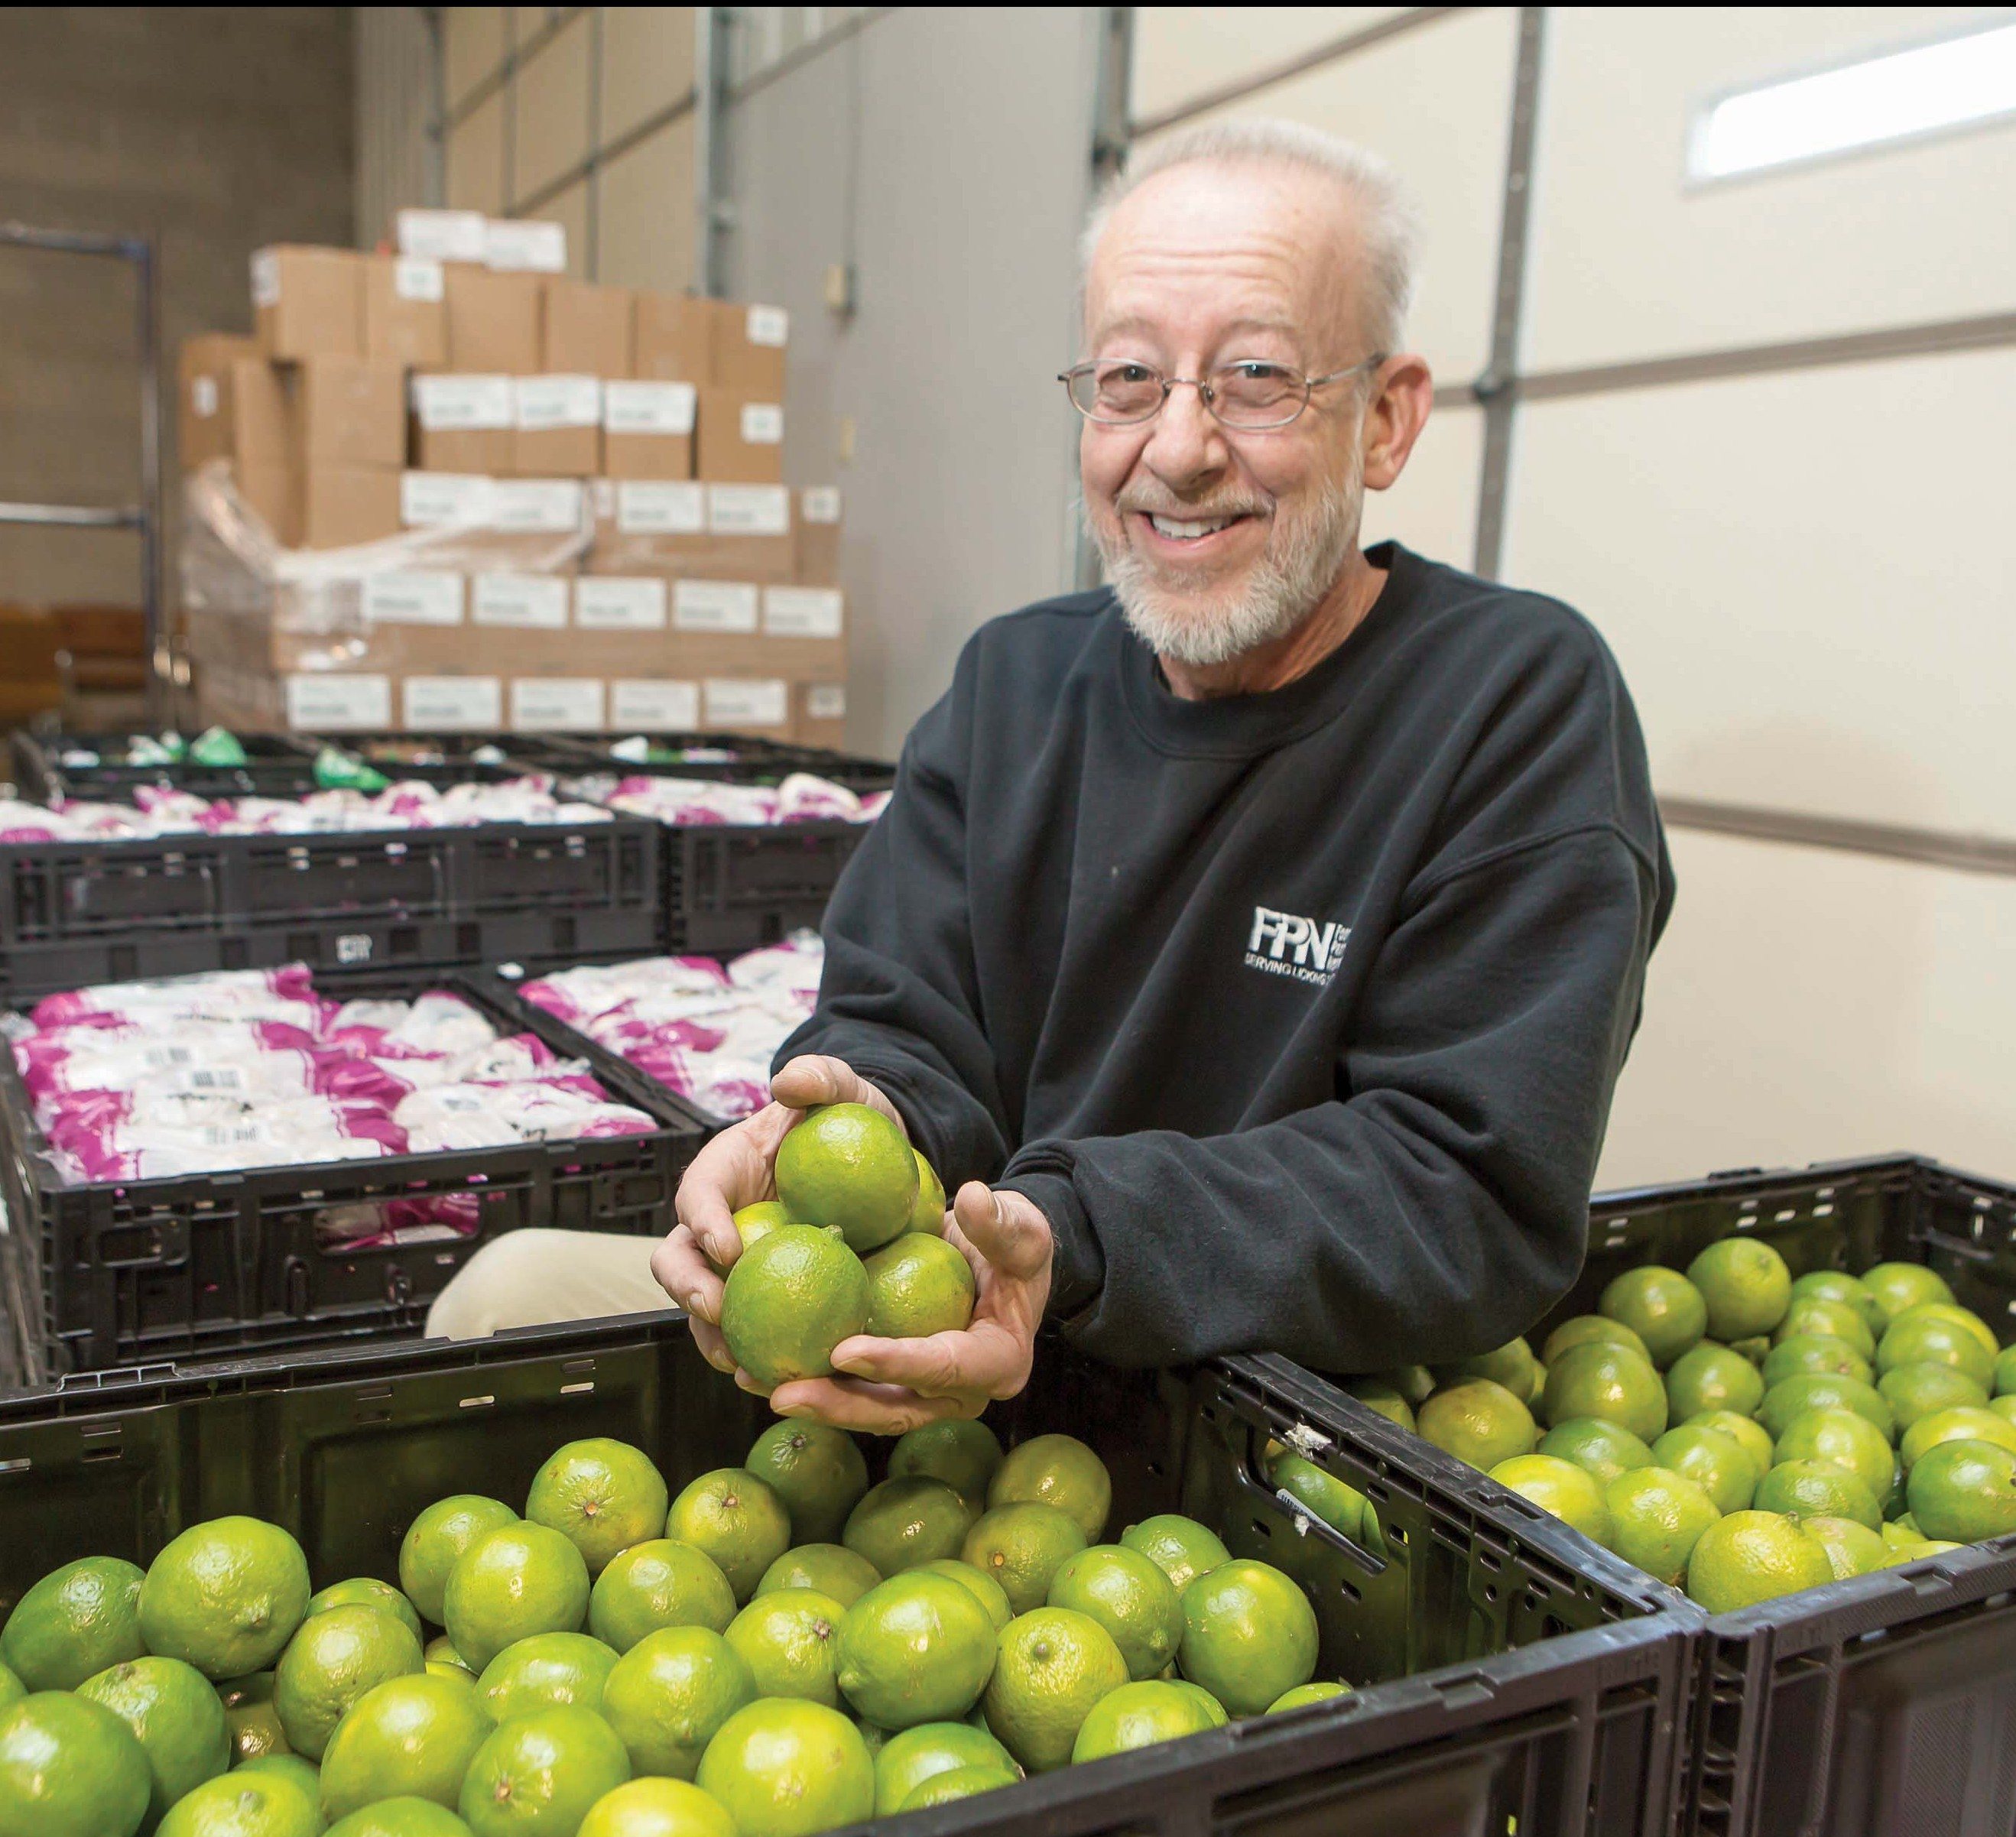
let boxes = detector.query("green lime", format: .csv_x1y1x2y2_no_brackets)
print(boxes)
157,1767,320,1836
898,1763,1018,1810
756,1545,881,1608
1754,1461,1881,1530
1070,1677,1222,1762
914,1560,1013,1633
1536,1418,1656,1488
1892,1301,1999,1358
695,1699,875,1837
1543,1342,1669,1443
1800,1516,1891,1580
1664,1343,1766,1422
726,1590,846,1707
1684,1410,1775,1478
525,1439,670,1576
399,1499,519,1629
1267,1681,1348,1712
578,1777,734,1837
834,1572,996,1728
1761,1335,1872,1389
1176,1560,1317,1718
442,1524,589,1674
459,1706,629,1837
308,1579,424,1646
1686,1238,1792,1341
1774,1297,1876,1360
987,1435,1112,1542
745,1422,870,1546
326,1800,472,1837
424,1634,474,1680
888,1420,1005,1512
1600,1267,1708,1368
589,1540,737,1653
984,1607,1130,1774
0,1688,151,1837
1,1556,146,1690
1758,1373,1895,1443
843,1476,976,1577
1789,1270,1890,1338
600,1627,755,1780
774,1104,919,1254
1898,1405,2016,1474
1417,1379,1537,1471
1907,1438,2016,1542
1859,1263,1953,1323
732,1201,797,1254
1729,1337,1772,1366
666,1470,793,1605
1435,1338,1542,1406
1995,1345,2016,1397
1876,1313,1994,1387
873,1719,1019,1814
318,1673,492,1822
720,1226,872,1391
1686,1511,1833,1611
476,1631,617,1722
1338,1379,1414,1432
1649,1426,1759,1516
274,1605,424,1759
1603,1467,1722,1584
1267,1452,1367,1540
216,1673,288,1764
1771,1407,1895,1499
862,1232,976,1339
76,1656,231,1828
1488,1455,1615,1547
1540,1316,1652,1368
1117,1516,1230,1593
1881,1362,1989,1433
961,1504,1088,1615
1045,1546,1183,1682
910,1153,948,1235
142,1521,313,1681
0,1662,18,1712
1380,1365,1439,1406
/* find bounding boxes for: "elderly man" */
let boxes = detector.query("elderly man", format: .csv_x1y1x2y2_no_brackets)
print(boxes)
431,120,1672,1433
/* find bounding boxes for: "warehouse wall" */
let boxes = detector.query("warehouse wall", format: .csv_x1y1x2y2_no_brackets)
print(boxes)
0,8,354,609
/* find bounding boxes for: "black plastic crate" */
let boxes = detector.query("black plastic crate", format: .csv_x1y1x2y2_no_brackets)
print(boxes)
0,967,706,1382
10,729,325,803
0,808,663,1004
0,1317,1692,1837
570,732,898,794
339,732,605,782
1550,1154,2016,1837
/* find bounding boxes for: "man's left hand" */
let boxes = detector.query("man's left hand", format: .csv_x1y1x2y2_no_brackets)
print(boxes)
766,1181,1054,1434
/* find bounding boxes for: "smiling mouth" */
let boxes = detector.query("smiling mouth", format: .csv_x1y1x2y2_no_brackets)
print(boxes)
1131,509,1259,550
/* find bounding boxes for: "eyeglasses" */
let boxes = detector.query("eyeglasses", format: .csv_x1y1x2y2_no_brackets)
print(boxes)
1057,354,1386,430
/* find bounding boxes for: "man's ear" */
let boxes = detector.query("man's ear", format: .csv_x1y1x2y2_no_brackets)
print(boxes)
1362,353,1436,492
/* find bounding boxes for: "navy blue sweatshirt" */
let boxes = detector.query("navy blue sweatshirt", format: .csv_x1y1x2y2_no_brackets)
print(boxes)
779,543,1674,1372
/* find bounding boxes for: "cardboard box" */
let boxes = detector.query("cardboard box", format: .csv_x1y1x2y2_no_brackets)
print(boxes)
411,375,515,474
586,480,795,581
794,680,849,750
512,375,602,477
300,466,404,549
397,208,488,265
252,245,363,360
696,387,784,483
0,604,61,683
711,300,789,392
362,255,448,367
483,219,568,274
544,278,633,375
291,356,406,468
234,462,299,544
178,336,289,471
445,267,543,373
633,292,712,382
797,485,842,585
601,381,695,480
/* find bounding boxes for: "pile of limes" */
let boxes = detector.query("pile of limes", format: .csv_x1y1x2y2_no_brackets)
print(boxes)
1,1419,1344,1836
717,1105,977,1390
1344,1241,2016,1613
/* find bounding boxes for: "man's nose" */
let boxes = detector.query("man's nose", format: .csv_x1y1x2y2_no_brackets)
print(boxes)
1141,380,1228,490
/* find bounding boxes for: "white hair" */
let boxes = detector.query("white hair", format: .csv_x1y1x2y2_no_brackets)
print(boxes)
1080,118,1420,355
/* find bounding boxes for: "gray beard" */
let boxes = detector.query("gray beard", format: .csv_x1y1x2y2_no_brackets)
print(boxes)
1090,472,1365,670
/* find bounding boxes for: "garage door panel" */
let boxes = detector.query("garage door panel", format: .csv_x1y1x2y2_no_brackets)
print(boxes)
1362,401,1481,566
1129,8,1411,125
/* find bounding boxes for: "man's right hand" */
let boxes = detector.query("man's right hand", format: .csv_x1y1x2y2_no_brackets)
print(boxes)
651,1053,906,1376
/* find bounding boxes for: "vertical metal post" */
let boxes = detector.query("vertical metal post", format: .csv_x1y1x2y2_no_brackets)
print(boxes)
586,7,604,278
694,7,734,296
424,6,447,206
134,234,166,714
1074,6,1135,590
1471,5,1544,582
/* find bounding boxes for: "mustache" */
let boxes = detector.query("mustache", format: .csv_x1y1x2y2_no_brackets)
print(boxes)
1113,491,1271,520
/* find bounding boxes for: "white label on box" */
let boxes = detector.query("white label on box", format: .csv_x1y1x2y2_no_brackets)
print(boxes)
611,679,702,730
413,373,514,430
739,402,784,445
763,586,843,639
398,207,487,264
806,683,847,720
401,472,495,527
603,380,696,436
674,579,760,634
362,571,465,627
703,678,789,728
191,376,219,418
472,573,569,629
515,375,601,430
403,676,502,729
285,673,391,731
746,304,790,348
801,485,842,524
394,256,445,302
491,479,584,533
250,249,281,309
616,481,706,535
706,483,790,537
484,218,567,273
577,577,668,631
511,677,605,730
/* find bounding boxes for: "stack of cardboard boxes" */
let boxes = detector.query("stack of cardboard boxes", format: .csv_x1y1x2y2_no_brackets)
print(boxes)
180,209,848,748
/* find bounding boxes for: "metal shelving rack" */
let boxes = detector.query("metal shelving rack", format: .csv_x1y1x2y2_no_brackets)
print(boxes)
0,222,164,717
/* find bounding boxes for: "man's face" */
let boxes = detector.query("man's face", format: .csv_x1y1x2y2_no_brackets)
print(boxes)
1079,161,1375,667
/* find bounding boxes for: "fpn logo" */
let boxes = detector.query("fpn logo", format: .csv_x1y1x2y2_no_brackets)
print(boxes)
1245,906,1349,985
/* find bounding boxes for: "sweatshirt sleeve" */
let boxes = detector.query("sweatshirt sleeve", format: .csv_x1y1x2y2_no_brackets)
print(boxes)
774,660,1015,1189
998,823,1661,1372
